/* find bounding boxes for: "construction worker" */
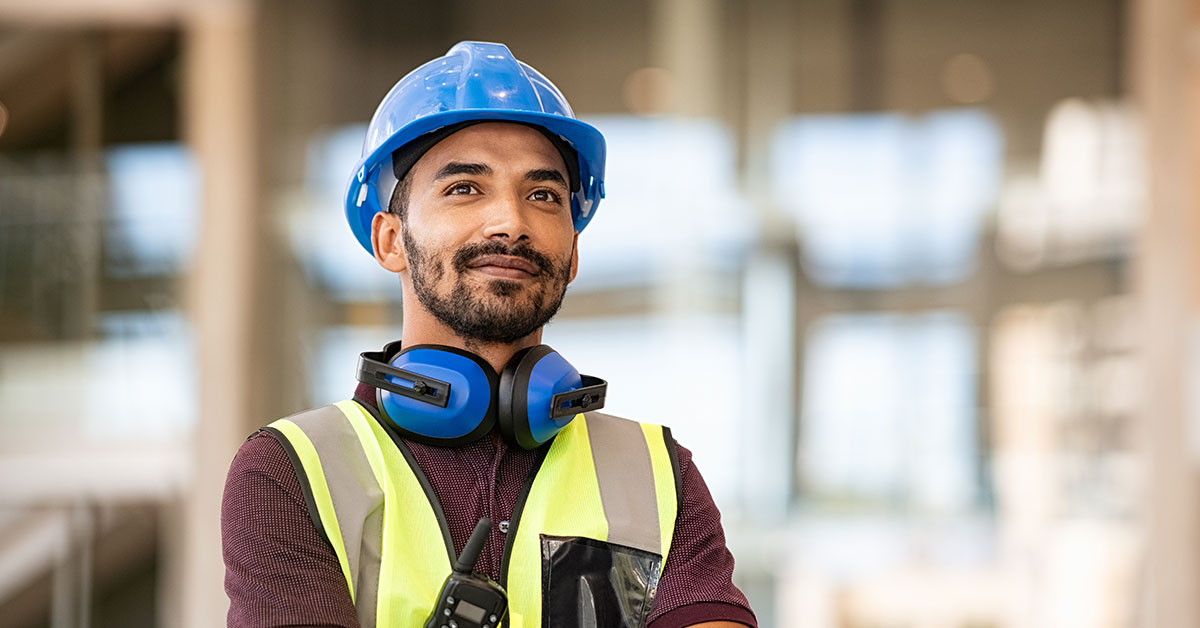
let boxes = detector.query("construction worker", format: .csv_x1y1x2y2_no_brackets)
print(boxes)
221,41,756,628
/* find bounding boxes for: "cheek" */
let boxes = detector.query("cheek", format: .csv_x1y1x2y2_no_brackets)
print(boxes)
538,215,576,252
404,229,453,278
407,211,460,252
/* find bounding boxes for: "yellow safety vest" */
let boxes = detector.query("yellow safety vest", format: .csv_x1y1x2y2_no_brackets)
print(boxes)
266,400,679,628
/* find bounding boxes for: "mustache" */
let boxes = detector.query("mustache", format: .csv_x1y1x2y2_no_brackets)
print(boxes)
452,240,557,275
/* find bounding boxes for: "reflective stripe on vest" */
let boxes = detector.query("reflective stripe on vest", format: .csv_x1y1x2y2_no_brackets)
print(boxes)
267,400,454,628
267,401,679,628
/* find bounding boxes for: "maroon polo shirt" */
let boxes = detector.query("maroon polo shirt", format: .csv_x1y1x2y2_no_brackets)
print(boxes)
222,383,756,628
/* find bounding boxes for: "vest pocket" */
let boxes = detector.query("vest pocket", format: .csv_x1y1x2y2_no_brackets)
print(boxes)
539,535,663,628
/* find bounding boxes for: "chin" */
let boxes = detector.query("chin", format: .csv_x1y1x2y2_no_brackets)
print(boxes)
484,279,525,298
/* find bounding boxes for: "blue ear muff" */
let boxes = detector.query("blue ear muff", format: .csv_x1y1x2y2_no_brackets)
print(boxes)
357,342,606,449
358,343,498,447
498,345,608,450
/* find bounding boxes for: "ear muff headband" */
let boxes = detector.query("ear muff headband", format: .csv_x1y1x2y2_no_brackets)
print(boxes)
357,342,606,449
359,343,498,447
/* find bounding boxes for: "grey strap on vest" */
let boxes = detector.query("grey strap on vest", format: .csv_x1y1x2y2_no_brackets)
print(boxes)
282,405,385,628
583,412,662,554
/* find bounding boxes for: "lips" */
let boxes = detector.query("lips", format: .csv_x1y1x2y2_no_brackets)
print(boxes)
466,254,540,277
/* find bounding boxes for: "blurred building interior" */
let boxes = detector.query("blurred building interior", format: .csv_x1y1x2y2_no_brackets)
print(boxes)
0,0,1198,626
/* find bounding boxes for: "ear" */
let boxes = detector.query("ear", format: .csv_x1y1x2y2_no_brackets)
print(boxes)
371,212,408,273
568,231,579,283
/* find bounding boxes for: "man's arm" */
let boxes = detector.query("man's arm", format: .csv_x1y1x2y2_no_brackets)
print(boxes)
646,442,757,628
222,432,361,628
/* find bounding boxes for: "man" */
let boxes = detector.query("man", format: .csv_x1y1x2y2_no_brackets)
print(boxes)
222,41,755,628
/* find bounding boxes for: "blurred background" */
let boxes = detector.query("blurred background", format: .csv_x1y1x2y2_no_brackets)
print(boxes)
0,0,1196,626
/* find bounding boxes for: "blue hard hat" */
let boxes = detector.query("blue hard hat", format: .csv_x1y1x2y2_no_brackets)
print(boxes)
344,41,607,256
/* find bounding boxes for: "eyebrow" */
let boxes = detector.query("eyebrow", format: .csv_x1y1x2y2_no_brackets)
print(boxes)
433,161,567,188
525,168,567,188
433,162,492,180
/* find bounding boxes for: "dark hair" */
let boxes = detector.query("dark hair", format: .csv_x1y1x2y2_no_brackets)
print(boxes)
387,173,413,218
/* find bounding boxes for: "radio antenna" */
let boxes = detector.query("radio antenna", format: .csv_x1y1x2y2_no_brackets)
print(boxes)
455,517,491,574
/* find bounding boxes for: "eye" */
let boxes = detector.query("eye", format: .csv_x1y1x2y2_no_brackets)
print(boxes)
528,188,562,204
446,182,480,196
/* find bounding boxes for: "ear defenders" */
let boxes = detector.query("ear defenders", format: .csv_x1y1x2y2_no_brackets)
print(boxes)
356,341,607,449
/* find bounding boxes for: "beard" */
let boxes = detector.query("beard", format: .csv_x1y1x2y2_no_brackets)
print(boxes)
402,224,573,345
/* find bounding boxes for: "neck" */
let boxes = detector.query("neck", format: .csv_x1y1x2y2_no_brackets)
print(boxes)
400,314,543,374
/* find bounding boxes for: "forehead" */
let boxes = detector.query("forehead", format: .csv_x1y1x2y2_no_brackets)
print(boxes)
411,122,567,177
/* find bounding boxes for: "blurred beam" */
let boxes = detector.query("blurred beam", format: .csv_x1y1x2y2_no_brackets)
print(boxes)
0,504,157,628
0,445,188,504
0,0,213,26
741,0,800,519
96,276,176,312
162,3,260,628
0,509,70,610
848,0,885,111
1132,0,1200,625
0,34,74,150
0,30,72,85
69,31,103,341
795,246,1126,318
50,504,92,628
0,29,175,151
69,32,103,156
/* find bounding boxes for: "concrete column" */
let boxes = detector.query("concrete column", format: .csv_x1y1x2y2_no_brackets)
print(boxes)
741,244,800,517
1131,0,1200,625
743,0,794,228
644,0,726,339
740,0,800,517
163,2,260,627
69,30,104,340
648,0,722,117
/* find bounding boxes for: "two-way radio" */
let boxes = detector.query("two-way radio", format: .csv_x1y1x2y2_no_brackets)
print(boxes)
424,518,508,628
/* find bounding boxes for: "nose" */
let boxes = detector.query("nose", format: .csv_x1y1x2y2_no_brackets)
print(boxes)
481,189,531,242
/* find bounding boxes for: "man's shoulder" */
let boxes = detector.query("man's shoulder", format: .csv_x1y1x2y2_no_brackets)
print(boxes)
232,401,357,475
229,427,292,477
223,428,310,521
